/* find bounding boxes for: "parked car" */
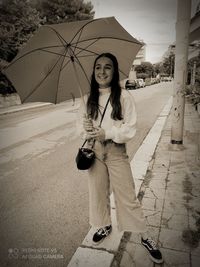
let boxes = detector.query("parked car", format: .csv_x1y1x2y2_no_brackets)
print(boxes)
136,78,145,88
125,79,138,90
161,76,173,82
145,78,152,86
151,78,157,84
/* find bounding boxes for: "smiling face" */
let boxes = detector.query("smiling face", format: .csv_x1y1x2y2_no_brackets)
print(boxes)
94,56,114,88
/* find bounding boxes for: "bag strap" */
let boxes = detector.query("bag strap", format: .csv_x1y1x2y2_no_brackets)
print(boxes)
82,95,110,148
99,95,110,127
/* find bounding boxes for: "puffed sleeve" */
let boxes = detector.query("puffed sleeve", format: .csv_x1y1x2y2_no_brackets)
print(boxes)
104,90,137,143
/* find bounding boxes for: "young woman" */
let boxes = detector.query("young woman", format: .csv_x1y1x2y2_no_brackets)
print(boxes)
77,53,163,264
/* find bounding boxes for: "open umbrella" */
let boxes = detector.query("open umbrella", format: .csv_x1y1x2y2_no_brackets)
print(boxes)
3,17,142,105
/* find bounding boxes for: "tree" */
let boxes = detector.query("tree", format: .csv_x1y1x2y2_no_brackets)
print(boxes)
153,62,162,74
35,0,94,25
0,0,95,95
187,52,200,84
161,52,175,77
0,0,41,62
135,61,154,78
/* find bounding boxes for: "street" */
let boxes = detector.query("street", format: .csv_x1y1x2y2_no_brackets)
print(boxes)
0,82,173,267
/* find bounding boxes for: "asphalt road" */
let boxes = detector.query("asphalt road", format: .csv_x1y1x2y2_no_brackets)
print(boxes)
0,82,173,267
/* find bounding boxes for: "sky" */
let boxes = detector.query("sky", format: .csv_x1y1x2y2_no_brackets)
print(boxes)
89,0,200,63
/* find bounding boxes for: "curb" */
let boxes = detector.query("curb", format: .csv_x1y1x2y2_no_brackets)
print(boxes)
0,102,53,116
0,99,81,116
67,96,173,267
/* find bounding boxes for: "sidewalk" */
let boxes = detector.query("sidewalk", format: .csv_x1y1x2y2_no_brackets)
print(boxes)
116,102,200,267
0,102,53,115
0,99,80,116
67,100,200,267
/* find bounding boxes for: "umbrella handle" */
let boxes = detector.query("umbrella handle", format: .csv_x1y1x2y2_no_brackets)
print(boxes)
71,60,87,113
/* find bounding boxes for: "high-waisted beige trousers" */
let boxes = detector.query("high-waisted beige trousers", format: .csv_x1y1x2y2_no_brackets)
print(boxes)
88,140,147,233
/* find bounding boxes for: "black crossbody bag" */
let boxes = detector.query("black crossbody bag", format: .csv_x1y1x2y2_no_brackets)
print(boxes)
76,96,110,170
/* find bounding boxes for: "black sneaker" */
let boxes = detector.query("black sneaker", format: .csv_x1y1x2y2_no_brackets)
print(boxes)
141,237,163,264
92,225,112,245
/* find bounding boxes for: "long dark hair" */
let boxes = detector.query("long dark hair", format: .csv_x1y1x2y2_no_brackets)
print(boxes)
87,53,123,120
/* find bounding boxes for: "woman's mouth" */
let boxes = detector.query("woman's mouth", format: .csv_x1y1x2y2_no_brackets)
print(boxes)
98,76,107,80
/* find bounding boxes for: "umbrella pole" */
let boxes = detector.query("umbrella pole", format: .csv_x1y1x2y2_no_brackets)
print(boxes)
71,60,87,113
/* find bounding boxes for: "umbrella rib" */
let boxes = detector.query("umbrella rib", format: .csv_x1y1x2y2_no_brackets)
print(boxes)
54,49,68,104
70,37,140,78
60,39,99,71
73,54,96,59
69,17,103,45
61,37,129,78
70,38,100,56
68,36,141,60
71,25,85,55
5,45,67,69
23,52,65,103
44,25,68,46
39,48,71,58
69,48,91,85
71,36,141,46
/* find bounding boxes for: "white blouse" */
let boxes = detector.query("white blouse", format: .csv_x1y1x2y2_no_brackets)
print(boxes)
77,87,137,144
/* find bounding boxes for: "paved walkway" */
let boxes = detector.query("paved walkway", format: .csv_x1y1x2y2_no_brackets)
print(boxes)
113,102,200,267
68,101,200,267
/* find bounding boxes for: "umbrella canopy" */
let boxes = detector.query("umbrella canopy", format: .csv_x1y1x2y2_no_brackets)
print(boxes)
4,17,142,104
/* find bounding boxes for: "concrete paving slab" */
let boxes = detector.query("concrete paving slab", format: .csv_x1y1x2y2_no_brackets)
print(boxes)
169,160,188,170
151,164,169,174
129,226,160,244
159,228,190,252
120,242,153,267
163,199,188,215
142,197,164,212
167,173,187,187
158,248,190,267
164,188,187,202
191,255,200,267
152,158,170,169
148,179,166,189
144,210,162,227
153,153,171,162
161,212,189,231
190,243,200,256
67,247,114,267
188,214,199,230
144,187,166,200
150,171,168,180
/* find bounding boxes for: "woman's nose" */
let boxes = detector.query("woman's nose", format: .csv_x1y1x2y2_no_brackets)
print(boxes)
100,68,105,74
